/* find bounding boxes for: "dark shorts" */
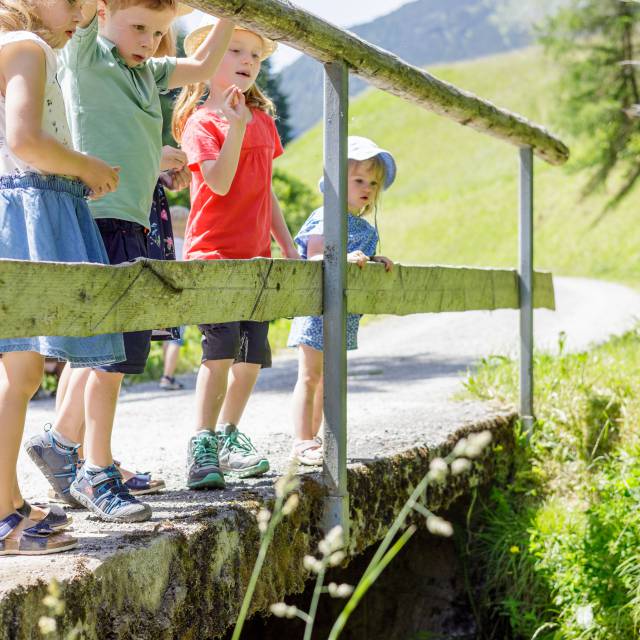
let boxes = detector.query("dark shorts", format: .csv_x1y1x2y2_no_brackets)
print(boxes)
93,218,152,375
198,321,271,368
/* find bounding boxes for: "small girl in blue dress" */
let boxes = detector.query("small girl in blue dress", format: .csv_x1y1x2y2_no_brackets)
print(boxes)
288,137,396,465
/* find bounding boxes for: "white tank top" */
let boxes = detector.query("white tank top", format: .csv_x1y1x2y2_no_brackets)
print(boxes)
0,31,72,175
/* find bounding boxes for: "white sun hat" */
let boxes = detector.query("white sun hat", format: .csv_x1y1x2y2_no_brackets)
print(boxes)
319,136,397,193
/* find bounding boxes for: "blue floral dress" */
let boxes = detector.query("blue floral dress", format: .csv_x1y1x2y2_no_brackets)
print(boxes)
287,207,378,352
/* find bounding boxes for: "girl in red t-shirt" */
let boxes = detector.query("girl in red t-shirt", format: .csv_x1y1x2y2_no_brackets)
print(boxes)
172,22,299,490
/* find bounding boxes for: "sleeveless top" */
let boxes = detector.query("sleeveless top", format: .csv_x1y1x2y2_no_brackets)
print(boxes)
0,31,72,175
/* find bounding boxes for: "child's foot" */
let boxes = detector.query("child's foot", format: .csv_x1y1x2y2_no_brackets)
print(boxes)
16,500,72,532
292,440,323,466
113,460,166,496
186,431,226,490
0,512,78,556
217,424,270,478
159,375,184,391
24,425,80,506
70,464,152,523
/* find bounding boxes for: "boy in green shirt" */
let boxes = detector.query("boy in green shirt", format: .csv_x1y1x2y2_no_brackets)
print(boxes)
26,0,233,523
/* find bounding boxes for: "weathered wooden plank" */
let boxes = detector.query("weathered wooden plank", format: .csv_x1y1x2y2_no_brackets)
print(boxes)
0,259,555,338
346,264,555,315
186,0,569,166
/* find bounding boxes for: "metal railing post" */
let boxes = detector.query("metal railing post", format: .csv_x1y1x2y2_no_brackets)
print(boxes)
519,146,534,435
322,60,350,541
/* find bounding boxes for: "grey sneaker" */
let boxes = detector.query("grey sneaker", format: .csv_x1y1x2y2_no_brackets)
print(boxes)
217,424,270,479
159,375,184,391
70,464,151,523
24,425,80,507
187,431,226,490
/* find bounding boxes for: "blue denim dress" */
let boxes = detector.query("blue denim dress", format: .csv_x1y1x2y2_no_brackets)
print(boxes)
0,174,125,367
287,207,379,352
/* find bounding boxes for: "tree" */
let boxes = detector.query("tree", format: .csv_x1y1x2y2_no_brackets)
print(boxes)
257,58,293,146
540,0,640,208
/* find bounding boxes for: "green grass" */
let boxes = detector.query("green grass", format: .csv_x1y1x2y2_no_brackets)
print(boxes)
464,328,640,639
277,47,640,285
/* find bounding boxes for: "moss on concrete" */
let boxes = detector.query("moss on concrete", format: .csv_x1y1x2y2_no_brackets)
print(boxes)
0,413,516,639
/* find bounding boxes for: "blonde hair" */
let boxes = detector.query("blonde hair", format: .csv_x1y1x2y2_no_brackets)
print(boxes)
349,156,386,217
155,24,175,57
172,81,274,143
0,0,49,40
105,0,177,12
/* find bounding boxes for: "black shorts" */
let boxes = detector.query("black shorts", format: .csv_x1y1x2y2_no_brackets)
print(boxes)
93,218,152,375
198,321,271,368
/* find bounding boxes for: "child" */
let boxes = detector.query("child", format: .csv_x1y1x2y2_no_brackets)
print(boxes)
288,137,396,465
172,21,299,490
0,0,124,553
25,0,234,523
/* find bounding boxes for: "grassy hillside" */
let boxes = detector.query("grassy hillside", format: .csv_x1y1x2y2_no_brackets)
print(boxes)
277,47,640,285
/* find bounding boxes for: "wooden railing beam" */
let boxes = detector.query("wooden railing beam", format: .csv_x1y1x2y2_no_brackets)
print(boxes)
187,0,569,165
0,259,555,339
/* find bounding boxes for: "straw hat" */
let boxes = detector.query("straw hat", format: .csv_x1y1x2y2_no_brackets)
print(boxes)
176,3,194,17
184,20,277,60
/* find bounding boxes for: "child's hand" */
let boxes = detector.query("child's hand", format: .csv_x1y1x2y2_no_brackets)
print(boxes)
371,255,394,272
160,165,191,192
160,146,187,172
221,85,250,127
80,157,120,200
347,250,369,268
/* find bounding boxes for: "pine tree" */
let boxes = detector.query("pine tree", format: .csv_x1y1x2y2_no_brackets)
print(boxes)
257,58,293,146
541,0,640,207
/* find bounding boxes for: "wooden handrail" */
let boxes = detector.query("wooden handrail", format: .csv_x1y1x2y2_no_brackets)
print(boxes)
187,0,570,165
0,259,555,338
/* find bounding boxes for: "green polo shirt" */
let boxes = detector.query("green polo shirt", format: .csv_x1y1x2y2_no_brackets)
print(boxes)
59,16,176,227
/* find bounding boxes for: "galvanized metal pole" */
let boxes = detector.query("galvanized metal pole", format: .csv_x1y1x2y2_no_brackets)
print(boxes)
322,61,350,540
519,146,534,435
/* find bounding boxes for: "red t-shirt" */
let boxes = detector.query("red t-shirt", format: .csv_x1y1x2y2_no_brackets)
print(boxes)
181,107,284,260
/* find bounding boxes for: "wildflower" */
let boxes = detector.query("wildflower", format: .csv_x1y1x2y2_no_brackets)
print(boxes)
328,550,346,567
451,458,472,475
38,617,57,635
325,525,344,552
464,431,492,458
452,438,468,458
509,545,520,554
328,582,354,598
426,515,454,537
282,493,299,516
427,457,448,483
270,603,298,619
303,555,322,573
257,508,271,533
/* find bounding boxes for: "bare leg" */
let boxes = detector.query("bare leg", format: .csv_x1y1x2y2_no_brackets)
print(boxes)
54,366,90,447
162,342,181,378
83,370,123,468
0,352,44,519
311,376,324,439
291,345,323,442
219,362,261,426
194,359,233,430
54,362,72,414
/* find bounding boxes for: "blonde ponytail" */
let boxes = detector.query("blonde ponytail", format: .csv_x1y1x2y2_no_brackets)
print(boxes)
171,82,207,143
0,0,48,40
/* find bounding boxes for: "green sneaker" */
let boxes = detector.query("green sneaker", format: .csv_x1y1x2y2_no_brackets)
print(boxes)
186,431,226,490
217,424,270,479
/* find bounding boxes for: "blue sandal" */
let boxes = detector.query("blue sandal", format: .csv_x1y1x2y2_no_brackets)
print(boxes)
0,512,77,556
16,500,72,531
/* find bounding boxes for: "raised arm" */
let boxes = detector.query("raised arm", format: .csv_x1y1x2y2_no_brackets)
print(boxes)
1,41,118,196
167,18,234,89
79,0,97,28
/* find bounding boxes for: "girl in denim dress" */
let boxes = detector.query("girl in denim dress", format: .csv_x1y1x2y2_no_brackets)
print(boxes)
288,137,396,466
0,0,124,555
